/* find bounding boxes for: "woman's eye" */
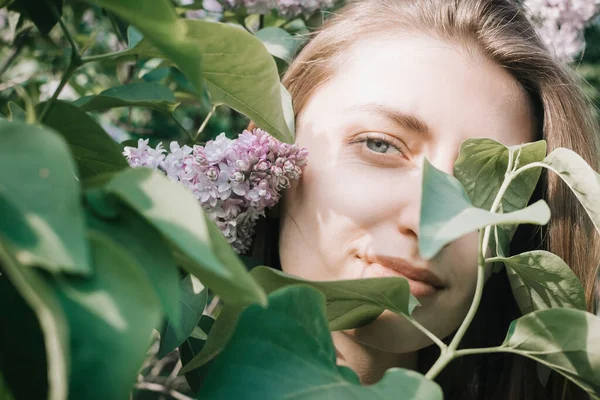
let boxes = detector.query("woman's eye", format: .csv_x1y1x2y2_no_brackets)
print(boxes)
365,138,401,155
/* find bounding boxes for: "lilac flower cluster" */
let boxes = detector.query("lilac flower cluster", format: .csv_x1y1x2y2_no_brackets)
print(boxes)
201,0,335,18
524,0,600,61
123,129,308,253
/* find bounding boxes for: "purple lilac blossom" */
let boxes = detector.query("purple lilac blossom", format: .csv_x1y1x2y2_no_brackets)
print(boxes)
123,129,308,253
524,0,600,61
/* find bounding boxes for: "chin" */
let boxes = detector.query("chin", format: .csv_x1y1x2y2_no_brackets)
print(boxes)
342,310,450,353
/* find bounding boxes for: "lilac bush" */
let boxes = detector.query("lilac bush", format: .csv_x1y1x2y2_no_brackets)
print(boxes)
201,0,335,18
525,0,600,61
123,129,308,253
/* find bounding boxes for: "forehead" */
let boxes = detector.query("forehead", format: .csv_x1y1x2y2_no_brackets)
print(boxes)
298,35,535,147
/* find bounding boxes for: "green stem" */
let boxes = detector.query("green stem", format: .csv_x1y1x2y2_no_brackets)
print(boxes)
50,3,80,60
408,317,448,352
81,49,134,64
425,151,518,380
193,104,218,144
39,61,78,122
454,346,505,358
40,6,82,122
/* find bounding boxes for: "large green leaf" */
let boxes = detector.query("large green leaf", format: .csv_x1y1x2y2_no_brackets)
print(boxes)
454,139,546,212
72,82,179,114
158,274,208,358
89,0,204,95
85,197,181,328
56,230,162,400
126,20,294,142
540,148,600,234
255,27,302,63
500,308,600,399
0,238,69,400
14,0,63,35
419,159,551,260
0,119,89,274
105,168,267,307
180,266,418,374
199,286,443,399
494,251,586,314
38,101,129,181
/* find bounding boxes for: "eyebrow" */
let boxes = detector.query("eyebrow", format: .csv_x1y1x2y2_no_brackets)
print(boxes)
343,103,431,136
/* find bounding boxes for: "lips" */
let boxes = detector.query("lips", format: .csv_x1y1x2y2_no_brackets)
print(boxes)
361,254,445,297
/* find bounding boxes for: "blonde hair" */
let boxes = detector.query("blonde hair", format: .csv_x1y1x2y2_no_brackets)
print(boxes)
278,0,600,398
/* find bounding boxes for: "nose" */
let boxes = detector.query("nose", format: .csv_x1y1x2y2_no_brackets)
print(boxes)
395,168,422,239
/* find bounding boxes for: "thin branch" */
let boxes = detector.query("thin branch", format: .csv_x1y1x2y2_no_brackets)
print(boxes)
0,31,29,78
134,382,194,400
193,104,218,143
40,4,82,121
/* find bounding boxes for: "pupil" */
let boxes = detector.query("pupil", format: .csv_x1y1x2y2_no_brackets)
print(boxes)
367,139,389,153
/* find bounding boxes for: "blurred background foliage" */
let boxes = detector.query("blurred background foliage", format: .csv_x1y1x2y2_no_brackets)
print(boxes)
0,0,338,149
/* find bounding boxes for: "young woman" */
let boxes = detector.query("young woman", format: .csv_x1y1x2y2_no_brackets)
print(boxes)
251,0,600,398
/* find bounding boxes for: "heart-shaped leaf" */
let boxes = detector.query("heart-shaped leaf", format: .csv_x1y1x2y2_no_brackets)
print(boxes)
85,198,181,328
500,308,600,399
198,286,443,399
13,0,62,35
0,119,90,274
493,250,586,314
158,274,208,358
55,230,162,400
105,167,267,307
38,101,129,181
181,266,418,374
420,159,551,260
72,82,179,114
126,20,294,142
454,139,546,212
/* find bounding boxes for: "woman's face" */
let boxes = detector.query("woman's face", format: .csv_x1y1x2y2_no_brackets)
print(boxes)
279,35,536,353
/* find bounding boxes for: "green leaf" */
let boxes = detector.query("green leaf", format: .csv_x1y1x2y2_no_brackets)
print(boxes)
541,148,600,234
158,274,208,358
0,238,69,400
7,101,26,121
255,27,301,62
127,25,143,48
85,198,181,328
72,82,179,114
105,168,267,307
0,119,90,274
501,308,600,399
127,20,294,143
14,0,62,35
56,230,162,400
494,250,586,314
38,101,129,181
179,315,216,394
89,0,204,94
199,286,443,399
180,266,418,374
454,139,546,212
419,159,551,260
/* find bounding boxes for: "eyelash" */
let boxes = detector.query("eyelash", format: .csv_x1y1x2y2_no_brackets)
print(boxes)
351,133,410,161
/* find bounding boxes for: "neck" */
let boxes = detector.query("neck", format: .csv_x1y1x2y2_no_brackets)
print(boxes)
331,330,418,385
